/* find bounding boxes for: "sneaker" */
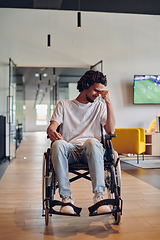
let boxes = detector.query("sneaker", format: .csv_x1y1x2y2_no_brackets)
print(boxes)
93,192,111,214
60,196,75,214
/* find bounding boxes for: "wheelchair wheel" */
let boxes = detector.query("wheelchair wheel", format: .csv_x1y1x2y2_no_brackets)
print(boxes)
114,160,122,225
42,152,49,208
105,164,122,225
115,159,122,224
106,151,122,197
42,150,50,225
105,170,115,201
115,159,122,197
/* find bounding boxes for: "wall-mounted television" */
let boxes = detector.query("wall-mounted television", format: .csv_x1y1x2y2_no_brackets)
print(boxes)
133,75,160,105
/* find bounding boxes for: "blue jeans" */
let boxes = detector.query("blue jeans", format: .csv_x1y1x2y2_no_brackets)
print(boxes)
51,138,105,199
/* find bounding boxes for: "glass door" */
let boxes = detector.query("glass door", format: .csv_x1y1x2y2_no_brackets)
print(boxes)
8,58,16,160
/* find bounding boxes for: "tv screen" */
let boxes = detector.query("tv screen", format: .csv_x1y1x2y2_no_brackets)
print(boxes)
133,75,160,104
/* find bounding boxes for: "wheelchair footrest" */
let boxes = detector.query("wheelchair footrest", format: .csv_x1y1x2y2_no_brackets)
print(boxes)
88,198,122,216
49,200,82,217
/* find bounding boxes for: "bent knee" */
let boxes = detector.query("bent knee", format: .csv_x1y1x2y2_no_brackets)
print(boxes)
51,139,67,151
84,138,102,149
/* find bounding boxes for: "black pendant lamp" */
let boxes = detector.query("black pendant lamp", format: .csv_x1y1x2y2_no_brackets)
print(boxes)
47,4,51,47
77,12,81,28
47,34,51,48
53,68,56,76
77,0,81,28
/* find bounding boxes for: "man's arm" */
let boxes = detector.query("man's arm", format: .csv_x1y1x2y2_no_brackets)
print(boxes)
100,91,115,134
47,120,63,142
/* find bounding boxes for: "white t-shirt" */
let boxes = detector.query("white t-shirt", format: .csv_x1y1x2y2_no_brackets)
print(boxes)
50,99,107,145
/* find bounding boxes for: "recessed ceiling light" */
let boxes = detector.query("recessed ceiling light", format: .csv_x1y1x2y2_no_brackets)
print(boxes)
43,73,48,77
35,73,39,77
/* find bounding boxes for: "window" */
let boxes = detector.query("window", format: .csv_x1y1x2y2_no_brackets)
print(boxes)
36,104,48,125
50,104,54,116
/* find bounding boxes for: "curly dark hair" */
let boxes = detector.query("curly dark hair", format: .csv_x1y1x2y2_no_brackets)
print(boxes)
77,70,107,92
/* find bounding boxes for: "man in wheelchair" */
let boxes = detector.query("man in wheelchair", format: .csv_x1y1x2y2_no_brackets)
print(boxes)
47,69,116,216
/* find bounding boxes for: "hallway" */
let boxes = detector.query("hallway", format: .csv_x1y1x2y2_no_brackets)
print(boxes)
0,132,160,240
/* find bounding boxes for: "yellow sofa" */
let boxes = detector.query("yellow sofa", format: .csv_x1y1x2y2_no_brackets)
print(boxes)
111,128,146,164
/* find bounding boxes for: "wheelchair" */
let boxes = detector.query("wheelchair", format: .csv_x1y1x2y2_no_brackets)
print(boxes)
42,125,123,226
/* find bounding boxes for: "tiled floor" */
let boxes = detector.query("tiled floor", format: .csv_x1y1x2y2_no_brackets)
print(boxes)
0,132,160,240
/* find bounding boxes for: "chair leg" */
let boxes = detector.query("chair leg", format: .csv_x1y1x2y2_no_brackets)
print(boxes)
137,154,139,164
142,152,144,161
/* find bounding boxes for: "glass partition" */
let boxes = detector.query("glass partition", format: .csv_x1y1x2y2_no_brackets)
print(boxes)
8,58,16,160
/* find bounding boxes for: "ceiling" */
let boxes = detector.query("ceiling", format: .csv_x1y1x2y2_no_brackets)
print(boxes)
1,0,160,15
3,0,160,104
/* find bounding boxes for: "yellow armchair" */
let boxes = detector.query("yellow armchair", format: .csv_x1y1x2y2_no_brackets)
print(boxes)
111,128,146,164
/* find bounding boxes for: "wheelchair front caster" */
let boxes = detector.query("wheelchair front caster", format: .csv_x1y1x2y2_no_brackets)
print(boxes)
45,208,49,226
114,211,121,225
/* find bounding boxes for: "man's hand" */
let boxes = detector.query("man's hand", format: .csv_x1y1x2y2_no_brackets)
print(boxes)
100,90,111,105
48,130,63,142
47,121,63,142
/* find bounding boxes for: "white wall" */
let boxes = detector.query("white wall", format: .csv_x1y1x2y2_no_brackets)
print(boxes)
68,83,79,100
0,9,160,132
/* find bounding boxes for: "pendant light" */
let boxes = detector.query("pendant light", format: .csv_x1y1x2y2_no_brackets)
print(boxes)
77,0,81,28
53,67,56,76
47,1,51,47
47,34,51,48
77,12,81,28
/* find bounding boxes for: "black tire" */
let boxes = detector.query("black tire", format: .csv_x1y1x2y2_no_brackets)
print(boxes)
114,157,122,225
116,159,122,197
105,165,122,224
42,153,46,209
45,207,49,226
114,211,121,225
42,152,49,204
42,152,50,225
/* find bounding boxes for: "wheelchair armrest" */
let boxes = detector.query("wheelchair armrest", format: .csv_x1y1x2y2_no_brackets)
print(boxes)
105,134,116,141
